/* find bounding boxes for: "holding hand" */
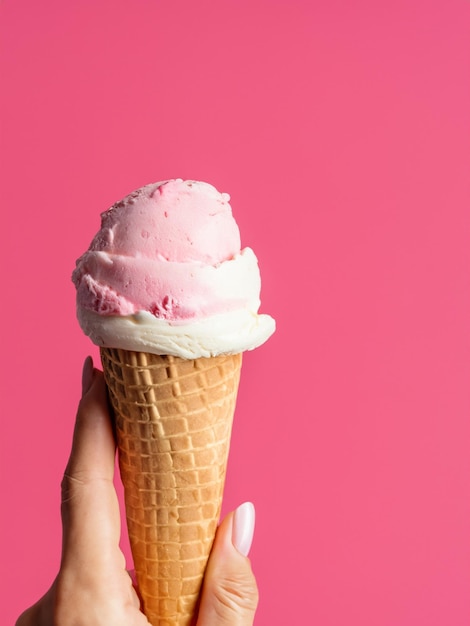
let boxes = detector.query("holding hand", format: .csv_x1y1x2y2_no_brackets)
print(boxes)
16,358,258,626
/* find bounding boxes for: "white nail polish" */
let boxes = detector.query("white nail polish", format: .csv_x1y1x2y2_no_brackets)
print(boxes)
81,355,94,395
232,501,255,556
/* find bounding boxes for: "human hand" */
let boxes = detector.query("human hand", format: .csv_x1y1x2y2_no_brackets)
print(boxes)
16,357,258,626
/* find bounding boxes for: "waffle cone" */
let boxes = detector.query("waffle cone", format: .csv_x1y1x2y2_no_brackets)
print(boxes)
100,347,242,626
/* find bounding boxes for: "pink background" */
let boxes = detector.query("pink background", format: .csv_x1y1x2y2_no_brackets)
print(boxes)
2,1,470,624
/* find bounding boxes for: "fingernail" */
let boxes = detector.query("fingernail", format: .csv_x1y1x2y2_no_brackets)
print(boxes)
81,356,94,395
232,501,255,556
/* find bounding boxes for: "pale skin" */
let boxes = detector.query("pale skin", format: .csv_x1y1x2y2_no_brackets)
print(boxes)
16,359,258,626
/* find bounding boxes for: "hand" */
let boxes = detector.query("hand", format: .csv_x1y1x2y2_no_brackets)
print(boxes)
16,357,258,626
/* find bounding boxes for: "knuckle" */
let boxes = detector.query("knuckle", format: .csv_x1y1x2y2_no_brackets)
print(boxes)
60,472,85,505
210,569,259,620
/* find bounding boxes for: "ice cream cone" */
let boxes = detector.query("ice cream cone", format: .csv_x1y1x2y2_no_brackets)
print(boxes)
73,179,275,622
100,347,242,626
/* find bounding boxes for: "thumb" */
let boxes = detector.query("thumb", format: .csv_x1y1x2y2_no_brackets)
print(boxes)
60,356,122,571
197,502,259,626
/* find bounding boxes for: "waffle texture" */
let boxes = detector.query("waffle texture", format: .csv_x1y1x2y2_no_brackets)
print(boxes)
100,347,242,626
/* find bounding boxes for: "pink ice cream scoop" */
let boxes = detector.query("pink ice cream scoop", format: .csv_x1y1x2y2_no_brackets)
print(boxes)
72,179,275,358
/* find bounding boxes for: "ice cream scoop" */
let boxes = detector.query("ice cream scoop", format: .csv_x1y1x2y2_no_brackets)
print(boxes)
72,179,275,357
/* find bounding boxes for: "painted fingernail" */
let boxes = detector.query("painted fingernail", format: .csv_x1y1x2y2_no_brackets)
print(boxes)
81,356,94,395
232,501,255,556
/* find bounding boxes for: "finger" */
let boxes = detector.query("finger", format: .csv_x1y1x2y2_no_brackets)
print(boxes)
60,357,123,572
63,356,115,482
197,502,259,626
